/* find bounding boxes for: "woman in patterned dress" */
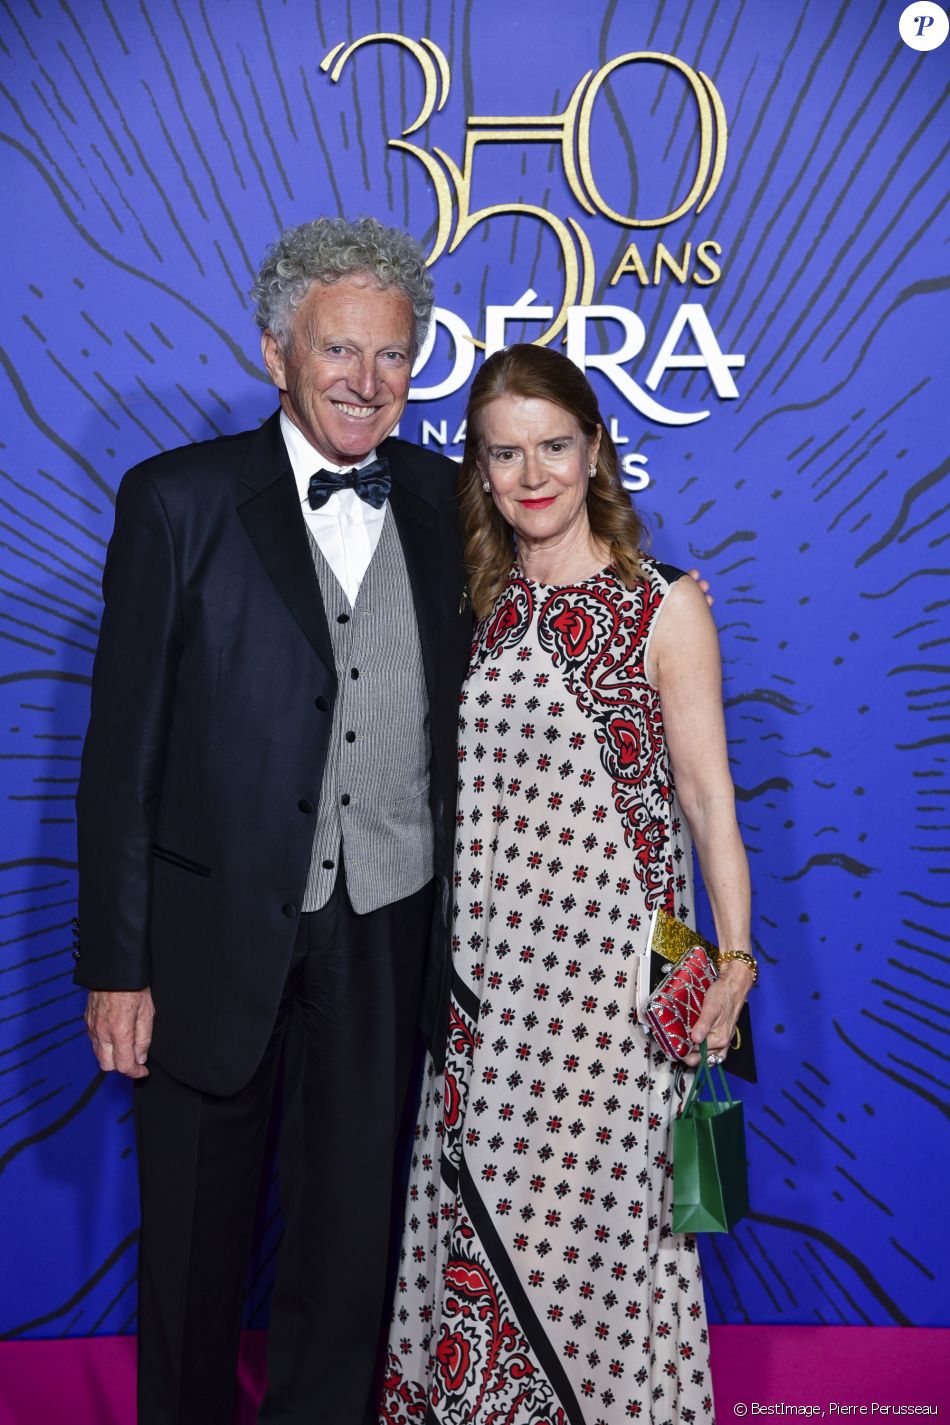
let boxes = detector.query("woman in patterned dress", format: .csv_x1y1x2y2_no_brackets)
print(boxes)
380,346,755,1425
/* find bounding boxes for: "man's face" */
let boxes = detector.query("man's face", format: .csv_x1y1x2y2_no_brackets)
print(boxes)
261,275,414,466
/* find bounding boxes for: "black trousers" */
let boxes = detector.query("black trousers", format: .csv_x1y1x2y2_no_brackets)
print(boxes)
134,874,433,1425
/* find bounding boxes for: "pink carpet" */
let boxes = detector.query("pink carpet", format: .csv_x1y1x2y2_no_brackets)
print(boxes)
0,1327,945,1424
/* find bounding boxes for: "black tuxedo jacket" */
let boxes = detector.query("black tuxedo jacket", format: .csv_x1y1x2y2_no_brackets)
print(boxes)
75,412,471,1095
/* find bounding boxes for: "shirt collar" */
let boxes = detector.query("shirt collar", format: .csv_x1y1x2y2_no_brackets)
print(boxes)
280,410,379,508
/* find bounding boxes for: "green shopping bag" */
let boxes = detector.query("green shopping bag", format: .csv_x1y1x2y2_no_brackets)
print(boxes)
672,1041,749,1233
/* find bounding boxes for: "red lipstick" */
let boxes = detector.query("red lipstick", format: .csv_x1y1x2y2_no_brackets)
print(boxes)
520,497,556,509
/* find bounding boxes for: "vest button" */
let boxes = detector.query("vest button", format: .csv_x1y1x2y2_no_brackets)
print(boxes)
350,668,359,680
315,695,330,712
298,799,314,814
337,613,350,624
282,902,297,919
340,794,351,806
321,858,335,870
345,730,356,743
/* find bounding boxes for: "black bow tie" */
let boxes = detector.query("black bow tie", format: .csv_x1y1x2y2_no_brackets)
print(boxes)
306,457,391,511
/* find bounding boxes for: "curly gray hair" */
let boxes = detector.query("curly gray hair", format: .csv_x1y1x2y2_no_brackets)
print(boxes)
252,216,434,356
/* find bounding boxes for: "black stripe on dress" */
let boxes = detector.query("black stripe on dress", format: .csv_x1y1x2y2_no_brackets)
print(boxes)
451,968,481,1026
458,1154,587,1425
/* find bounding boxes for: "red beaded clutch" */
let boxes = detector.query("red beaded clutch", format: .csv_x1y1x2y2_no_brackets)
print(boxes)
644,945,718,1060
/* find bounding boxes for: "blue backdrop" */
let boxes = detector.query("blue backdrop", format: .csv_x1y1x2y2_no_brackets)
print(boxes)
0,0,947,1339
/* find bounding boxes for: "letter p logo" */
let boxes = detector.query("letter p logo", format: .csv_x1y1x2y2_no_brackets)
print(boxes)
899,1,949,49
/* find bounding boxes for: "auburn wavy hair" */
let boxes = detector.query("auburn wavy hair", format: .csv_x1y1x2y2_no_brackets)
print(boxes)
459,344,647,619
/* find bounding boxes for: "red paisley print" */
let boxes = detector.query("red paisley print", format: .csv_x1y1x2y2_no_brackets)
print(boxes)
480,576,533,657
485,597,519,648
442,1071,461,1127
608,715,643,768
549,604,595,659
535,572,680,912
444,1260,491,1298
435,1325,472,1393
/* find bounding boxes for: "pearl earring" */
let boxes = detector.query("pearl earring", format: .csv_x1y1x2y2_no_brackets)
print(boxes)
482,480,490,493
589,463,597,479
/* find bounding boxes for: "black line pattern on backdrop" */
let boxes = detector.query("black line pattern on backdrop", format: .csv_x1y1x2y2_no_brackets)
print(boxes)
0,137,264,381
0,0,947,1338
776,109,948,386
735,61,930,407
720,0,889,352
0,1227,137,1339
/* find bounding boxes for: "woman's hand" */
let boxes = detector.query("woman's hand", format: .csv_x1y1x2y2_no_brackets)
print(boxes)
684,960,754,1067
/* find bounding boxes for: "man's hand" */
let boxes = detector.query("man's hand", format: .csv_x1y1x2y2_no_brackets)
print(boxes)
686,568,713,608
85,988,155,1078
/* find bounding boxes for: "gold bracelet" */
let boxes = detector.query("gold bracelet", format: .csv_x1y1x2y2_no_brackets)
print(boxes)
718,950,758,986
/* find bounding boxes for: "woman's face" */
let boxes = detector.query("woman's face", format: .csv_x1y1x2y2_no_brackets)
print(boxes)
476,393,600,551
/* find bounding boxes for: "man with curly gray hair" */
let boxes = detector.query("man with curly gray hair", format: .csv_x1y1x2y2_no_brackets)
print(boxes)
253,214,434,358
76,215,470,1425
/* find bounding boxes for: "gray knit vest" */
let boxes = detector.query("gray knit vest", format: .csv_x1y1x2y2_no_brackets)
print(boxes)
302,511,433,913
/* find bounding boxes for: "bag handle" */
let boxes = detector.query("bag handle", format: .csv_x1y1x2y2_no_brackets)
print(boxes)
680,1039,735,1115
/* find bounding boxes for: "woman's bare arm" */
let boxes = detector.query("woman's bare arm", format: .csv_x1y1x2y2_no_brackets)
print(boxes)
650,576,754,1063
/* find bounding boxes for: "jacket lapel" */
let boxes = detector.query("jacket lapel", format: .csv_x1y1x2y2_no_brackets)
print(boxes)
384,440,442,705
236,413,336,682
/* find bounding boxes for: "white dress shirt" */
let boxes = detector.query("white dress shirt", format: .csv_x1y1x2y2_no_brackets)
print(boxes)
280,411,387,607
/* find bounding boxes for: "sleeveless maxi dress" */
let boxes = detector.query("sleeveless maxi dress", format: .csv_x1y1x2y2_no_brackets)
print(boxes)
380,559,715,1425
